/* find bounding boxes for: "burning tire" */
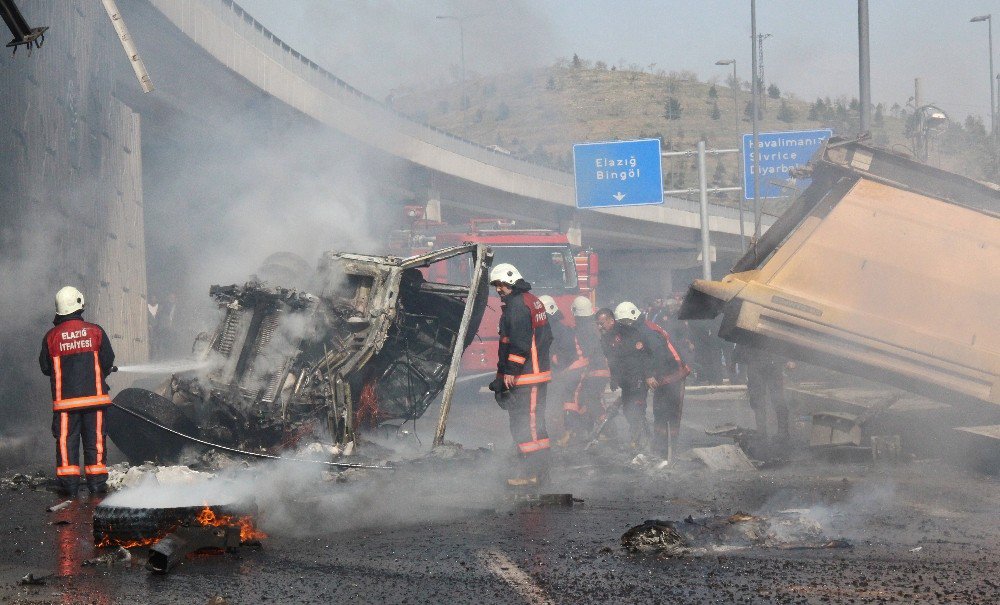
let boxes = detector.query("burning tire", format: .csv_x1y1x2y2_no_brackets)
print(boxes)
107,388,202,465
93,502,255,546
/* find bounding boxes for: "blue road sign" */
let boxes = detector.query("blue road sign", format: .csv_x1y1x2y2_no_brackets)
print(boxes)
742,129,832,200
573,138,664,209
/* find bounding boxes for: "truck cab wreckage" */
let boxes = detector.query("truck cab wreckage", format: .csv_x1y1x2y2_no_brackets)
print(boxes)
109,244,492,464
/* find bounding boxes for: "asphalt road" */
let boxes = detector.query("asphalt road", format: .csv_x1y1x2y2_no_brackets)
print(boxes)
0,392,997,604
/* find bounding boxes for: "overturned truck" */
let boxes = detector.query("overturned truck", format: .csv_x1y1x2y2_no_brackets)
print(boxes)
110,245,492,464
681,139,1000,409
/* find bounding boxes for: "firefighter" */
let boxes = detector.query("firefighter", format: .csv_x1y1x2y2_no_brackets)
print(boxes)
539,296,586,446
39,286,115,497
641,312,691,460
564,296,608,443
488,264,553,487
608,301,689,456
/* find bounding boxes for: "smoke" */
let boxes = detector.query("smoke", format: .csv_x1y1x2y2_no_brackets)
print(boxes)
240,1,556,98
102,448,506,536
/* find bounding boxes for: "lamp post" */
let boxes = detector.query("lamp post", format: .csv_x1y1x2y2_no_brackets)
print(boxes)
436,14,478,108
971,14,995,138
716,59,746,251
750,0,762,244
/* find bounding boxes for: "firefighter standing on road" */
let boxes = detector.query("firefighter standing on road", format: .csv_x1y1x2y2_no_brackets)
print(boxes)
39,287,115,497
489,264,553,487
560,296,608,443
537,295,585,446
608,302,689,457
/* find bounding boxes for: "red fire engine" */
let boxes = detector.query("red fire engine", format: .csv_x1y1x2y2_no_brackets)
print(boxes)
392,205,598,377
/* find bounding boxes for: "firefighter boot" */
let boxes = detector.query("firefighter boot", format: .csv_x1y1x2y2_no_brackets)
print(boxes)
55,476,80,498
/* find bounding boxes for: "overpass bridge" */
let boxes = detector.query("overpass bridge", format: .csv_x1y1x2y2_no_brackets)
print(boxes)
132,0,760,254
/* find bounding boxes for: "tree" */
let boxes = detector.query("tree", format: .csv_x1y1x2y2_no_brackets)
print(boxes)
874,103,885,126
709,101,721,121
496,102,510,121
744,100,763,120
712,159,728,186
708,85,718,99
572,53,582,68
777,99,798,123
546,75,556,90
767,83,781,99
849,97,860,112
663,97,682,120
808,98,822,121
595,60,607,70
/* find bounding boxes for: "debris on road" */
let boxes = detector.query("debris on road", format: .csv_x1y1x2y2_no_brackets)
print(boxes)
46,500,72,513
83,546,132,568
689,444,757,471
622,510,851,557
19,573,48,586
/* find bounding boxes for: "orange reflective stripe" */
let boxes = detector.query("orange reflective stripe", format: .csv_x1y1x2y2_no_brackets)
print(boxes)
530,335,539,372
567,357,589,370
52,395,112,411
85,464,108,475
53,356,62,401
658,366,692,385
513,371,551,386
529,385,538,441
58,412,69,468
92,351,103,395
517,438,551,453
500,337,510,343
95,409,104,467
508,353,526,365
56,465,80,476
587,369,611,378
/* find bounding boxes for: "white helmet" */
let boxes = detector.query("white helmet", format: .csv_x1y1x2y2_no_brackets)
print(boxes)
55,286,85,315
489,263,522,286
537,295,558,315
571,296,594,317
614,301,641,322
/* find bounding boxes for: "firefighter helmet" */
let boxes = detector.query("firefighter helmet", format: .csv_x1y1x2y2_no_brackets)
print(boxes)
571,296,594,317
614,301,641,323
55,286,85,315
489,263,522,286
537,295,558,315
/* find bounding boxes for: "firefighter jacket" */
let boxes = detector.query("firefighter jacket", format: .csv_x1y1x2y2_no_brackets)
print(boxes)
547,310,580,371
605,322,660,390
643,320,691,385
497,282,553,386
40,312,115,412
576,319,609,375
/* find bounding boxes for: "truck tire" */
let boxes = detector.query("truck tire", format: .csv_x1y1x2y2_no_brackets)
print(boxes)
93,502,253,546
107,388,202,465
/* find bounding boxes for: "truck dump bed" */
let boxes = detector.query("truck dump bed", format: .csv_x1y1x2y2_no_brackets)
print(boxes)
681,139,1000,407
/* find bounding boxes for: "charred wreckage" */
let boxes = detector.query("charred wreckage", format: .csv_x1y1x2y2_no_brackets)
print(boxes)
108,244,492,465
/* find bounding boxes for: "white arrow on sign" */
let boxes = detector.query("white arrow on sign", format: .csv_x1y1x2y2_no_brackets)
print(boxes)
612,192,626,202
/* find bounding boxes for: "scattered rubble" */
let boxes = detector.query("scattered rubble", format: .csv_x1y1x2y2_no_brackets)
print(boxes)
1,472,50,492
83,546,132,568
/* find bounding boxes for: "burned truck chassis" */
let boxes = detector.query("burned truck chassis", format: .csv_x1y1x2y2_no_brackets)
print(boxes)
109,245,491,464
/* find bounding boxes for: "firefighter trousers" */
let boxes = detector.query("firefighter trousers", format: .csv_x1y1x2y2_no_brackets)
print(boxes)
652,379,686,456
52,408,108,494
506,383,550,479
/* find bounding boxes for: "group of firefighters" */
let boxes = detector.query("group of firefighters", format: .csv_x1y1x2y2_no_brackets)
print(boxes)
39,275,787,496
487,262,692,487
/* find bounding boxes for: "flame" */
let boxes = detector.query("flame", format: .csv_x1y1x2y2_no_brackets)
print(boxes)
195,505,267,542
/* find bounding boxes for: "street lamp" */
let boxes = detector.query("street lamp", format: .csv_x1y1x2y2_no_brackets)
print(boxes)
436,14,480,108
971,14,995,138
716,58,746,251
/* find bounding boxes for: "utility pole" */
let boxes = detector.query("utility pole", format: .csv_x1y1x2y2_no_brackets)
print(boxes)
858,0,871,133
751,0,762,243
913,77,925,162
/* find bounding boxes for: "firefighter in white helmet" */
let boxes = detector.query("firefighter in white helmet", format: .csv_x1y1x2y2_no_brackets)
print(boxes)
487,264,553,486
39,286,116,496
605,301,689,458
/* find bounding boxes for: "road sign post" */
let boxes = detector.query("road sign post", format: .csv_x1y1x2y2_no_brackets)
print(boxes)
573,139,664,209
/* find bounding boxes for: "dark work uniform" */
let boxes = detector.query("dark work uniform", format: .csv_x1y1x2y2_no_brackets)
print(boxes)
643,320,691,455
738,345,789,439
40,311,115,494
496,281,553,480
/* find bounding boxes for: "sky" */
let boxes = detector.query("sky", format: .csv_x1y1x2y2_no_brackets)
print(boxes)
239,1,999,126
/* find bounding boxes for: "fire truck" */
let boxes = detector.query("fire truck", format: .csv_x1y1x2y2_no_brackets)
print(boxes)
392,204,598,377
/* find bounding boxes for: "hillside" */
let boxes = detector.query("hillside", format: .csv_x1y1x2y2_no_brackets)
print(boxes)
390,60,997,210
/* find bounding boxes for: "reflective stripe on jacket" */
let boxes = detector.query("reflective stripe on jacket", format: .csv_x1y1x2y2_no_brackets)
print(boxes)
40,315,115,412
497,289,553,386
